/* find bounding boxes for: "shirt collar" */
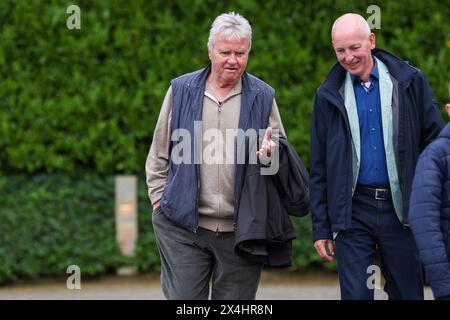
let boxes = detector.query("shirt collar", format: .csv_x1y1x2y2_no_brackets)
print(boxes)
232,77,243,94
204,77,242,104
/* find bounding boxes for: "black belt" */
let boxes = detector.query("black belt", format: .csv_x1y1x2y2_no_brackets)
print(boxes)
355,184,391,201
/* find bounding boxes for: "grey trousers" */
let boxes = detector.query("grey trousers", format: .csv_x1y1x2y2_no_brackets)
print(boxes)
152,207,262,300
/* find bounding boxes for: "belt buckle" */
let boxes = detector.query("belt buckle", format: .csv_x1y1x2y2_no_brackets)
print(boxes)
375,188,388,200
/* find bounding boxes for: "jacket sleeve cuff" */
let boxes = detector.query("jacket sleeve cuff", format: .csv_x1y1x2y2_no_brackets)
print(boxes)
430,278,450,299
313,229,333,242
149,189,162,206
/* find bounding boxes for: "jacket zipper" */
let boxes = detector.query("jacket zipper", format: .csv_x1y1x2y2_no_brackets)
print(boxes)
216,101,222,236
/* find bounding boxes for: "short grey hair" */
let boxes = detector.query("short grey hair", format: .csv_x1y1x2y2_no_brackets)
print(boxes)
207,12,252,51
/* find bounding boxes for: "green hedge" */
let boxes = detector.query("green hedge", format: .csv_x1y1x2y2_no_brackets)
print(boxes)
0,174,122,282
0,0,448,173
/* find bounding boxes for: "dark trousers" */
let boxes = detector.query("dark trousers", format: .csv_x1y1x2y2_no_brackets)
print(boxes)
335,189,424,300
152,207,262,300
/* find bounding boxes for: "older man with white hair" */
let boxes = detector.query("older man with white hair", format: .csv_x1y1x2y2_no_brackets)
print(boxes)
310,13,444,299
145,12,289,300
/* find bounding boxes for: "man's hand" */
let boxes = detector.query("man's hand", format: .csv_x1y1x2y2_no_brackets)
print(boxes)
256,127,276,160
313,239,335,261
153,200,160,210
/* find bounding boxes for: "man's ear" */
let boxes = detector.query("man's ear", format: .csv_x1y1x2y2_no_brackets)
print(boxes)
445,103,450,117
369,32,376,50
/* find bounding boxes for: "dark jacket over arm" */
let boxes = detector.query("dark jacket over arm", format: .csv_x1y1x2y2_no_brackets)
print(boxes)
234,138,309,267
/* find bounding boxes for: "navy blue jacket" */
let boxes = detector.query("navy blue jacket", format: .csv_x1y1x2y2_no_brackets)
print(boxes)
409,123,450,299
310,48,444,241
160,65,275,232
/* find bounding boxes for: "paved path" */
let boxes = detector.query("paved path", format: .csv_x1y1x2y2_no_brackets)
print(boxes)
0,271,433,300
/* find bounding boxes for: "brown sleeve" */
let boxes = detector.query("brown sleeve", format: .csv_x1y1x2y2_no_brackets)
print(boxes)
145,86,172,205
268,98,287,139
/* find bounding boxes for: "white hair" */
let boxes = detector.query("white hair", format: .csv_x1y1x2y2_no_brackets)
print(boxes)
207,12,252,51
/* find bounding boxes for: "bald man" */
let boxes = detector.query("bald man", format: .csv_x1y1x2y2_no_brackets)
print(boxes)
310,13,444,299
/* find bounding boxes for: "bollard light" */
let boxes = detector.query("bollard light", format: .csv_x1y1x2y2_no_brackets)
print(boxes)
115,175,138,275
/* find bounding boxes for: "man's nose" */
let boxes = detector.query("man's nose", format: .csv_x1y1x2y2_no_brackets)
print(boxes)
227,54,238,64
344,51,353,63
